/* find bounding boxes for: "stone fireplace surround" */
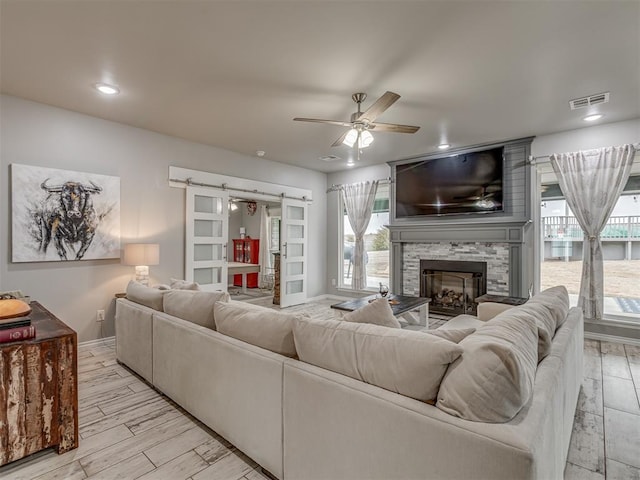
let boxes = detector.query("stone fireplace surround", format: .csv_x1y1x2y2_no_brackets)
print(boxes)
388,220,532,300
404,242,508,298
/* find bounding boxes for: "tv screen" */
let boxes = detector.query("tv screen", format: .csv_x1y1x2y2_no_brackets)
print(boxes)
395,147,504,217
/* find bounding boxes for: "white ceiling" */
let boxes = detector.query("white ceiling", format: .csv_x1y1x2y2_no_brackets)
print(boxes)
1,1,639,173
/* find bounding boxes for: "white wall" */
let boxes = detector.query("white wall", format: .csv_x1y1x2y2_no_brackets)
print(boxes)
531,118,640,157
0,95,327,341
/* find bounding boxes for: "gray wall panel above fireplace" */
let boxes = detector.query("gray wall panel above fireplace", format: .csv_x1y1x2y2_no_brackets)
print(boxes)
388,136,534,225
387,137,535,301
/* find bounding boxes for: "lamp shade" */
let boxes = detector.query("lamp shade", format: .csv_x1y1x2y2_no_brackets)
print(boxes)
123,243,160,266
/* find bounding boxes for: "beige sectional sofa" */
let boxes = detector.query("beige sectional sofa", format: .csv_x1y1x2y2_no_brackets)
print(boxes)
115,282,583,480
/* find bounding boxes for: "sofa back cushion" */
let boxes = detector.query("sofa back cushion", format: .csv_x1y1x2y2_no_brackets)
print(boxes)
523,285,570,360
293,317,463,403
126,280,166,311
342,297,401,328
214,301,300,357
528,285,570,329
436,306,539,422
163,290,230,329
170,278,200,291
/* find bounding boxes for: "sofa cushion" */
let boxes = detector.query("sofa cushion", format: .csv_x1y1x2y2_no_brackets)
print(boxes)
170,278,200,290
436,306,538,422
163,290,230,329
428,328,476,343
521,286,570,360
126,280,166,311
518,301,556,361
342,297,401,328
293,317,463,403
214,301,300,357
528,285,570,330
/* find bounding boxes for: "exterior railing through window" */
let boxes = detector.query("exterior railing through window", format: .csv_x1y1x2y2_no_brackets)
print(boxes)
543,216,640,240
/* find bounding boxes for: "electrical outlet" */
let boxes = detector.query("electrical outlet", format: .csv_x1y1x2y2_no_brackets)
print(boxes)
97,309,105,322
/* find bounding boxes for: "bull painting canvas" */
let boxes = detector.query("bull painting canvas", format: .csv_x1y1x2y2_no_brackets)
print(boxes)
12,164,120,262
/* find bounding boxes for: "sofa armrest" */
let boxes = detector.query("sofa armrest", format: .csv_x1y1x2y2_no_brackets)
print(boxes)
477,302,515,321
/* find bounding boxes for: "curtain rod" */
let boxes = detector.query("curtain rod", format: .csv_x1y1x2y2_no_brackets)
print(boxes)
170,177,312,203
529,142,640,165
326,177,392,193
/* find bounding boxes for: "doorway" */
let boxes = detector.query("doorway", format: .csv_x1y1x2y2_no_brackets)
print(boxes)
173,167,311,308
227,198,280,301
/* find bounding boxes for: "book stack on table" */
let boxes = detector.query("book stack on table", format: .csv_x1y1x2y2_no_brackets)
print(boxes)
0,298,35,343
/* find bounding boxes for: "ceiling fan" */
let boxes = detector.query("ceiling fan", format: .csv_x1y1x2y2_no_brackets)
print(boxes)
293,91,420,150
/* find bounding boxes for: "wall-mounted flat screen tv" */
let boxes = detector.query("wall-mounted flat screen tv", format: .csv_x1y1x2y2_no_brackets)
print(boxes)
395,146,504,217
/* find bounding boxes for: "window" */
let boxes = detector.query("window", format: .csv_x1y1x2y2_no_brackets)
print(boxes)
340,184,390,290
270,216,281,253
540,176,640,325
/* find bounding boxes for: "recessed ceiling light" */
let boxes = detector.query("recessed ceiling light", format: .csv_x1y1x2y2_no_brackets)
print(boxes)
438,144,450,150
94,83,120,95
583,114,603,122
256,150,266,157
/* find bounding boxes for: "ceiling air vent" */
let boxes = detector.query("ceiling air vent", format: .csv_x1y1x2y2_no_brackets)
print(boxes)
319,155,341,162
569,92,610,110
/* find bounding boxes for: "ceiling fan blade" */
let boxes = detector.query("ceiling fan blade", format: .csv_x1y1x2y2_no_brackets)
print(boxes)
369,122,420,134
358,91,400,123
331,130,349,147
293,117,352,127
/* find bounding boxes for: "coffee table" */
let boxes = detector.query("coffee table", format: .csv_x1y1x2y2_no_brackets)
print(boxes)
330,294,431,328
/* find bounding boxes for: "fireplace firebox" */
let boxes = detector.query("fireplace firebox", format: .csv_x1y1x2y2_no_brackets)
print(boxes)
420,260,487,315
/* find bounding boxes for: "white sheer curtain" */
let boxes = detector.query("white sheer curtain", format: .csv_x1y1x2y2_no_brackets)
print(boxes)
258,205,271,288
550,144,635,321
342,181,379,290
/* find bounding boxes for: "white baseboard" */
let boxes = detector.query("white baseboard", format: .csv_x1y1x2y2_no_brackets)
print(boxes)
79,336,115,347
584,332,640,347
306,293,351,302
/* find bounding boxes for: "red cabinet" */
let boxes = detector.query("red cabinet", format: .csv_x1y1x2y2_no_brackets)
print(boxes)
233,238,260,288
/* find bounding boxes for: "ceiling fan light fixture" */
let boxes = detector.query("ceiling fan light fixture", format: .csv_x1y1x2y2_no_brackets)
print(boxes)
360,130,374,148
343,128,374,149
343,128,358,147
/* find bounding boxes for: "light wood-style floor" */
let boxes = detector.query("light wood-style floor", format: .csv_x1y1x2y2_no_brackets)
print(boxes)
0,297,639,479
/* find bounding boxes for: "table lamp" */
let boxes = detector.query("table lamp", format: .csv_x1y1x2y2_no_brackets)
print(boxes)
123,243,160,286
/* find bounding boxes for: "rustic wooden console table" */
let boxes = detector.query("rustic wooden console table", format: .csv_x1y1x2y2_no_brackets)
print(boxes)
0,301,78,466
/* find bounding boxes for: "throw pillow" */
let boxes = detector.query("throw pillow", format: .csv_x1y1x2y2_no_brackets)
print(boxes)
342,297,401,328
163,290,230,329
170,278,200,291
427,328,476,344
293,317,463,403
214,301,300,357
125,280,166,311
436,306,538,422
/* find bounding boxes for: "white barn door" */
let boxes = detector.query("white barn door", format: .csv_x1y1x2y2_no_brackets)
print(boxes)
185,186,229,292
280,198,307,307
